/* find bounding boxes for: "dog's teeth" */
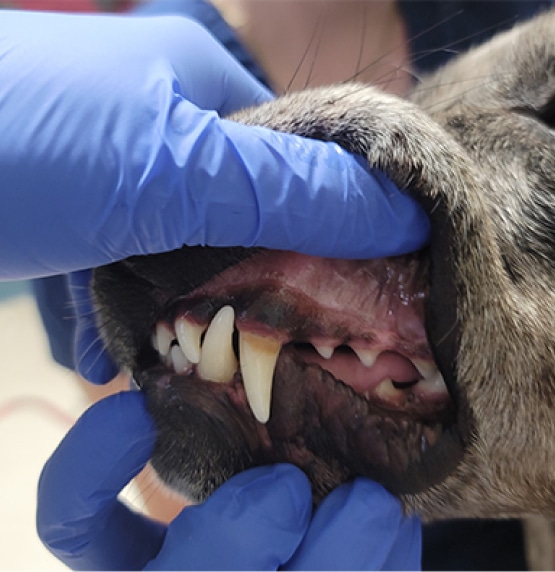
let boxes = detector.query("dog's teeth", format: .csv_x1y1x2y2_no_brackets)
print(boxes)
175,317,205,364
170,344,191,374
413,359,437,379
314,344,334,359
374,378,397,399
353,348,379,368
197,305,238,383
239,331,281,424
155,323,174,356
418,369,447,394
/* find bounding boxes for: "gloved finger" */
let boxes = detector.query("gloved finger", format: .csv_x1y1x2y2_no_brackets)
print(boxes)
146,464,313,571
379,510,422,570
69,269,119,384
189,119,431,258
154,16,273,115
37,392,166,571
283,478,422,571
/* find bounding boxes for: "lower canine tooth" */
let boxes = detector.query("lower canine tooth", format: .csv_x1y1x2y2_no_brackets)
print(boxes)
197,306,238,383
239,331,281,424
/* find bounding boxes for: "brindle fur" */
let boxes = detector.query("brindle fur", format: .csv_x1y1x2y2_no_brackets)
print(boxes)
93,8,555,566
228,8,555,521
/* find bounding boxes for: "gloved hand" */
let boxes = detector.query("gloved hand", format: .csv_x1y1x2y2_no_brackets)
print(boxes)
1,9,429,282
37,391,422,571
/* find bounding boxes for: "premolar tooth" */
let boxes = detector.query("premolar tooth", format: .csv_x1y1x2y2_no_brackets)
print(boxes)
155,323,174,356
418,370,447,394
175,317,205,364
374,378,398,399
170,345,191,374
353,348,379,368
239,331,281,424
197,306,238,383
314,344,334,359
413,359,437,379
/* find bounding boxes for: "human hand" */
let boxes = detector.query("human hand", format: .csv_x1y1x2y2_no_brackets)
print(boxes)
37,391,422,571
1,10,429,282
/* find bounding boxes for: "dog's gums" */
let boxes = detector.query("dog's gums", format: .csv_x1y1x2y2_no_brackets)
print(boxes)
131,250,459,502
93,8,555,527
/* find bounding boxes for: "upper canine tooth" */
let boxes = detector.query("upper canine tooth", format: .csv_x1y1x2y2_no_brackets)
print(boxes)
239,331,281,424
314,344,334,359
197,306,238,383
155,322,175,356
175,317,205,364
353,348,379,368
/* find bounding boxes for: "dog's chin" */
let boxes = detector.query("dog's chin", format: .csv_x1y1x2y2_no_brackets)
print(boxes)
126,249,465,503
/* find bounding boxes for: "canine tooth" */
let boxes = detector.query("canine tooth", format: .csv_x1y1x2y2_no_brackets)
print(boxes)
353,348,379,368
170,345,191,374
197,306,238,383
314,344,334,359
418,370,447,394
155,323,174,356
175,317,205,364
239,331,281,424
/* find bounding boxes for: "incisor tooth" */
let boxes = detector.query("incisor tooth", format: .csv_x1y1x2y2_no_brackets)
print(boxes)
240,331,281,424
155,323,174,356
353,348,379,368
197,306,238,383
170,345,191,374
175,317,205,364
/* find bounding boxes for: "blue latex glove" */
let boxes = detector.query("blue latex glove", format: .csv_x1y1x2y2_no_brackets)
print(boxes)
0,10,429,282
37,391,422,571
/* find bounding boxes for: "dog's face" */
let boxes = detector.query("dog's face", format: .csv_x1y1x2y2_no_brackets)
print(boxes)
93,10,555,520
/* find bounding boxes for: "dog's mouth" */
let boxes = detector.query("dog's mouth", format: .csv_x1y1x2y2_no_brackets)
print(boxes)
133,250,462,502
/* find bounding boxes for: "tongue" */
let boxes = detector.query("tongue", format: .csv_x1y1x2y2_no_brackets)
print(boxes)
300,349,421,395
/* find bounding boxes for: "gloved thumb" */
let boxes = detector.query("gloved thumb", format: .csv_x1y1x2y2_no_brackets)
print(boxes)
37,392,165,570
146,464,313,571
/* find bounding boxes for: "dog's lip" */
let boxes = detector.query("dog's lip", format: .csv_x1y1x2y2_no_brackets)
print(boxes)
137,344,458,499
134,249,464,498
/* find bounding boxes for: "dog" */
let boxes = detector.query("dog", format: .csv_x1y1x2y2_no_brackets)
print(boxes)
92,8,555,566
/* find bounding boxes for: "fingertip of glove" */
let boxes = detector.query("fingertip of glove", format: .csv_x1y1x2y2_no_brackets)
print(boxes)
349,478,404,516
219,464,313,530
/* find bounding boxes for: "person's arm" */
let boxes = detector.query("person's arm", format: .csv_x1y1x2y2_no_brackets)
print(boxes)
0,10,429,281
37,392,422,571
